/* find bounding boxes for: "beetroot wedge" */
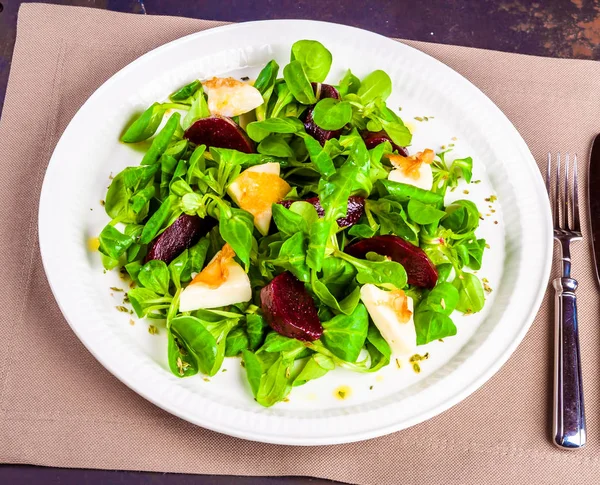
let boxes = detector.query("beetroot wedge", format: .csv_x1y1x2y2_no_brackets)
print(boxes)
361,130,409,156
145,214,217,264
260,271,322,341
303,83,342,145
279,196,365,228
184,115,255,153
345,235,438,288
312,83,340,101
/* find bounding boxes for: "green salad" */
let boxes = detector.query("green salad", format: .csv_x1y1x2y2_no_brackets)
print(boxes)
97,39,487,407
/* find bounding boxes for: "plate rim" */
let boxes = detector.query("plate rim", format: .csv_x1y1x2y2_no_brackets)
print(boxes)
38,19,553,445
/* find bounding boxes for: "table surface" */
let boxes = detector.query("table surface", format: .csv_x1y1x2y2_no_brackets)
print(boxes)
0,0,598,483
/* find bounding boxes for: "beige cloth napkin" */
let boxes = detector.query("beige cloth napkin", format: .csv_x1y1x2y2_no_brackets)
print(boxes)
2,3,600,484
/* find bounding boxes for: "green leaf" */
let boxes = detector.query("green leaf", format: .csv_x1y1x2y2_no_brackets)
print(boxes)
272,203,308,237
254,60,280,94
366,119,383,132
257,135,294,158
377,179,444,206
159,154,178,200
189,237,210,274
368,143,389,181
283,60,317,105
271,232,310,282
322,303,369,362
182,86,210,130
380,120,412,148
187,145,206,185
170,179,194,198
293,353,334,386
367,199,419,245
365,324,391,372
306,218,332,272
303,135,335,177
128,288,171,318
219,207,255,266
255,353,294,407
463,237,486,270
164,287,180,326
105,165,158,223
312,98,352,131
291,40,332,83
261,332,306,354
312,272,360,315
288,201,320,226
181,193,202,214
170,316,218,375
169,80,201,102
414,311,457,345
104,174,130,220
198,317,238,375
357,70,392,104
125,261,143,283
334,250,407,290
355,259,407,289
436,263,454,284
246,117,304,143
98,224,135,261
348,224,377,239
121,103,166,143
270,83,295,118
210,147,267,168
442,200,480,235
450,157,473,184
164,139,188,160
242,350,262,397
254,61,279,121
138,260,170,295
168,249,189,289
319,160,359,221
141,112,181,166
421,282,460,315
320,257,357,299
412,279,460,346
246,313,268,350
338,69,361,97
225,326,249,357
374,106,412,148
140,195,181,244
130,185,155,216
407,199,447,225
126,244,145,265
167,330,199,377
454,272,485,313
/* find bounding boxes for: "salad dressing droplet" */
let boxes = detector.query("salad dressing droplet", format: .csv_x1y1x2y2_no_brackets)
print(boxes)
87,237,99,252
334,386,352,400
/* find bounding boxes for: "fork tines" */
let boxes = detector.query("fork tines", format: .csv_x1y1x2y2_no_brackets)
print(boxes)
546,153,581,236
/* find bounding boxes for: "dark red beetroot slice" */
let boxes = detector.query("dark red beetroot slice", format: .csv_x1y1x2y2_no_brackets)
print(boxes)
279,196,365,228
312,83,340,101
303,83,342,145
361,130,409,157
145,214,217,264
260,271,323,341
345,235,438,289
184,115,254,153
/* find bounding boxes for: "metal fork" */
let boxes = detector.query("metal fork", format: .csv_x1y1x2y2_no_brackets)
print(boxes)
546,153,586,449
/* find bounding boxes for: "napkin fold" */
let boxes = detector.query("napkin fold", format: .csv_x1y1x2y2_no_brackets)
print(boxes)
1,4,600,484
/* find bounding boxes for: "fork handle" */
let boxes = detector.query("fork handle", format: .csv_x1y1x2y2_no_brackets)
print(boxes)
552,277,586,449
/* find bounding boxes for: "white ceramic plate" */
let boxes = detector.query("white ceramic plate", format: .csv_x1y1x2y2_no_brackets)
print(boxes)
39,20,552,445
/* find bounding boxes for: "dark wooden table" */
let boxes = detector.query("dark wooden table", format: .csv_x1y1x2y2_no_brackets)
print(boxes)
0,0,598,483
